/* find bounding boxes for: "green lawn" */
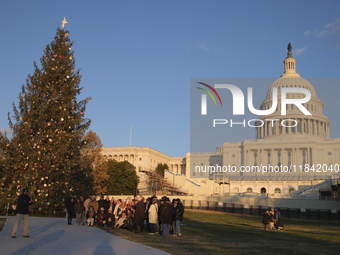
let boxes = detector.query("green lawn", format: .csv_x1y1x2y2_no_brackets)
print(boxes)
102,209,340,255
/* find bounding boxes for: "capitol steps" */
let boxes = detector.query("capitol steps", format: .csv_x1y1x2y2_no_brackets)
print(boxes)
292,179,334,199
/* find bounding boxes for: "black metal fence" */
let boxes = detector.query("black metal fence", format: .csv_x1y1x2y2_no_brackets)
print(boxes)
183,200,340,221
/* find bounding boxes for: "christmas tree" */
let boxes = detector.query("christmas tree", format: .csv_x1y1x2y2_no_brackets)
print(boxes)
0,18,91,207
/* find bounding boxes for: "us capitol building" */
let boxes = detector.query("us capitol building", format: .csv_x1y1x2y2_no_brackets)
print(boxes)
102,44,340,197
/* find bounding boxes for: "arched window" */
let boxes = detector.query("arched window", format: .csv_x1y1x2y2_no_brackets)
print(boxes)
246,187,253,193
261,187,266,193
274,188,281,193
233,187,239,193
289,188,295,193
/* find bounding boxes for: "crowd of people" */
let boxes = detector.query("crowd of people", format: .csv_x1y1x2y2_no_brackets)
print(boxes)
261,207,284,231
64,194,185,237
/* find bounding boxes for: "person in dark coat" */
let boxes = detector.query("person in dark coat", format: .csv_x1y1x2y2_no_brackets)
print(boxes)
106,209,115,228
274,208,284,231
75,198,84,225
11,188,33,238
261,209,270,231
97,195,106,212
159,196,173,237
97,207,107,227
172,199,184,236
65,196,75,225
104,196,111,213
132,196,146,233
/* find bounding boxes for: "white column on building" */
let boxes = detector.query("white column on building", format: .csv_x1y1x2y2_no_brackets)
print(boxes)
327,124,330,138
247,149,250,167
280,119,284,135
312,148,317,168
309,119,312,135
314,120,317,135
281,148,285,169
271,148,274,171
244,150,247,167
295,148,299,168
269,121,272,136
306,119,308,134
274,119,278,136
263,149,266,168
261,123,266,138
306,148,309,166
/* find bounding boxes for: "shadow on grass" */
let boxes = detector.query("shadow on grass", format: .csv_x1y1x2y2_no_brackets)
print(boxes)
102,211,340,255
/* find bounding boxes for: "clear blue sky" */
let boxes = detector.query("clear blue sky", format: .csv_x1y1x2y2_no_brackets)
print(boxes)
0,1,339,157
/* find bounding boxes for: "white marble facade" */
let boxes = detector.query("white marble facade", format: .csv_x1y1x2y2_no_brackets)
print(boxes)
102,44,340,196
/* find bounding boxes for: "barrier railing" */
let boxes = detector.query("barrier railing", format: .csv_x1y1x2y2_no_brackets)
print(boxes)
182,200,340,221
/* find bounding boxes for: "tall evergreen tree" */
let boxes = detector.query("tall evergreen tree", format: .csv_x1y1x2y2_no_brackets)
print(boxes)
155,163,169,177
104,160,139,195
0,19,91,207
81,130,109,196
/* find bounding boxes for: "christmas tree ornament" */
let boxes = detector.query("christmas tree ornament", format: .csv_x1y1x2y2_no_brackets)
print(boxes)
61,17,68,29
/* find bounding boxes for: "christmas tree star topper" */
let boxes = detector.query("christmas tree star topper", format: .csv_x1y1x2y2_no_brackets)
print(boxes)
61,17,68,29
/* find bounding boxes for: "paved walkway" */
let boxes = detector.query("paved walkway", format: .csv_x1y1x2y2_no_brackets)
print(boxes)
0,216,171,255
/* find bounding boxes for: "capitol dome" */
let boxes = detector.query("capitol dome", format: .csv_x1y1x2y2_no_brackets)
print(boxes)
265,77,317,100
256,43,330,140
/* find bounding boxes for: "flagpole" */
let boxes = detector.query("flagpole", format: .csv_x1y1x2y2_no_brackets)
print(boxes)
129,125,132,147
